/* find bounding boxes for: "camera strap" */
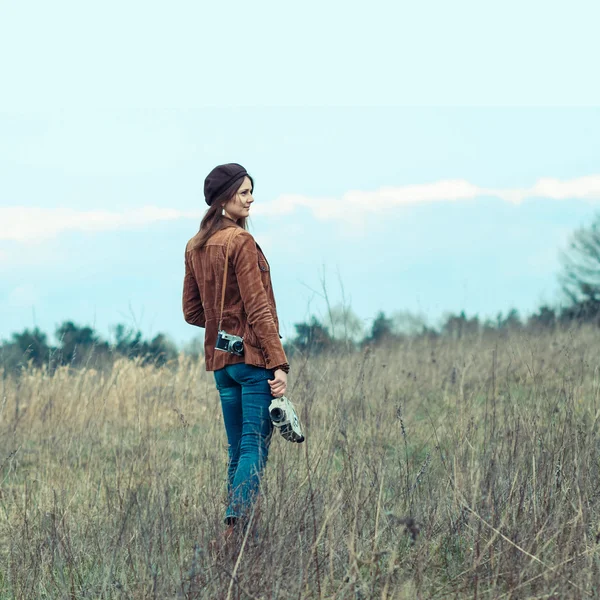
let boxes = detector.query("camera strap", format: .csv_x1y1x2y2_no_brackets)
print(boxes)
218,228,242,331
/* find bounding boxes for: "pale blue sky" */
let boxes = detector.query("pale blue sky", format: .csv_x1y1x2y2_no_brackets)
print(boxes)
1,2,600,346
1,0,599,108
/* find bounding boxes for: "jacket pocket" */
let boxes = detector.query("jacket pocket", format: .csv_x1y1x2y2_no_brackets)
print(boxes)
258,256,269,272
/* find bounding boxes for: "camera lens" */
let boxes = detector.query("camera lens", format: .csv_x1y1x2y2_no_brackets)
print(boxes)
270,407,285,422
232,340,243,353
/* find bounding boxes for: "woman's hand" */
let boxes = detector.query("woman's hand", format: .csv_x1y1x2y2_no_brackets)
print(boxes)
268,369,287,398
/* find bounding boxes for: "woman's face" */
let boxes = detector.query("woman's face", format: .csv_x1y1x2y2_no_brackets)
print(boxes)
223,176,253,221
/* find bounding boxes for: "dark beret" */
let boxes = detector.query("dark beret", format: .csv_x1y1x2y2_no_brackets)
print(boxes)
204,163,249,206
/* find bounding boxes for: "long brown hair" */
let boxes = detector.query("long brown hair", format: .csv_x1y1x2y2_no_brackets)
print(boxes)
192,175,253,249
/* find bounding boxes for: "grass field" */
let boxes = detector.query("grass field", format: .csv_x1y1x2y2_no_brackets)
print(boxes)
1,326,600,599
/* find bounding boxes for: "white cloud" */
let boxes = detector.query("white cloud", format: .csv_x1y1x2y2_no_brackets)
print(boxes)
490,175,600,205
0,206,202,242
2,174,600,242
252,175,600,221
344,180,483,209
529,175,600,201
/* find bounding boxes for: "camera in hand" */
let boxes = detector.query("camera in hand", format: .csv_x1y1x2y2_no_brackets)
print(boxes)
269,396,305,443
215,330,244,356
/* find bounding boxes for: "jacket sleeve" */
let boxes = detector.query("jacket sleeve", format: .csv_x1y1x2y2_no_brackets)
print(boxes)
232,232,289,371
182,251,206,328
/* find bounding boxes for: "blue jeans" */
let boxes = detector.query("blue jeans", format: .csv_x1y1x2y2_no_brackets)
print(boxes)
213,363,275,523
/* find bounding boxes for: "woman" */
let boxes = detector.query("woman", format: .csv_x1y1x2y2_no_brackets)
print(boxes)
182,162,289,538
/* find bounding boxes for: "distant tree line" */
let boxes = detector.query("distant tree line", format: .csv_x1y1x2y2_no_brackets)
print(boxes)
2,298,595,375
0,321,177,374
4,212,600,372
282,304,584,358
285,212,600,356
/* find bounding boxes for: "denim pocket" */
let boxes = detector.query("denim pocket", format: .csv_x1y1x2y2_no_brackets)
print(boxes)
229,363,271,385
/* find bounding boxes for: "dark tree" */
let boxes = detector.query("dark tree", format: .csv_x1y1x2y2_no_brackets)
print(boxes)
144,333,178,366
496,308,522,330
55,321,109,366
560,215,600,322
528,305,557,330
111,324,176,365
1,327,52,370
442,311,480,339
112,323,144,358
288,316,333,355
368,311,395,344
558,300,600,325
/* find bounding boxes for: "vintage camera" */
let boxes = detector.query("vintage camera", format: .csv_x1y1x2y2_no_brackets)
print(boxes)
215,330,244,356
269,396,305,443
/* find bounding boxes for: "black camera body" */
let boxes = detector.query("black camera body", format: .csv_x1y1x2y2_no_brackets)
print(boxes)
215,330,244,356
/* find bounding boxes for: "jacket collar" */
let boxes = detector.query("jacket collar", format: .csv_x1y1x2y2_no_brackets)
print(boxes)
222,217,241,229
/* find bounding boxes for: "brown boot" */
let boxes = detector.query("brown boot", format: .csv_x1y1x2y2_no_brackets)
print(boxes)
223,523,235,544
209,520,238,558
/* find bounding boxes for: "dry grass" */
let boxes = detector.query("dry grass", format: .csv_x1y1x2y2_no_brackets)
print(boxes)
1,326,600,599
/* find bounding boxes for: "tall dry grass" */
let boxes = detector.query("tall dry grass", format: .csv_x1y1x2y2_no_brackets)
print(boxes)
1,326,600,599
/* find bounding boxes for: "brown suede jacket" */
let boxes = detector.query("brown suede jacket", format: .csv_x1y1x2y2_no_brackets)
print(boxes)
183,219,289,373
